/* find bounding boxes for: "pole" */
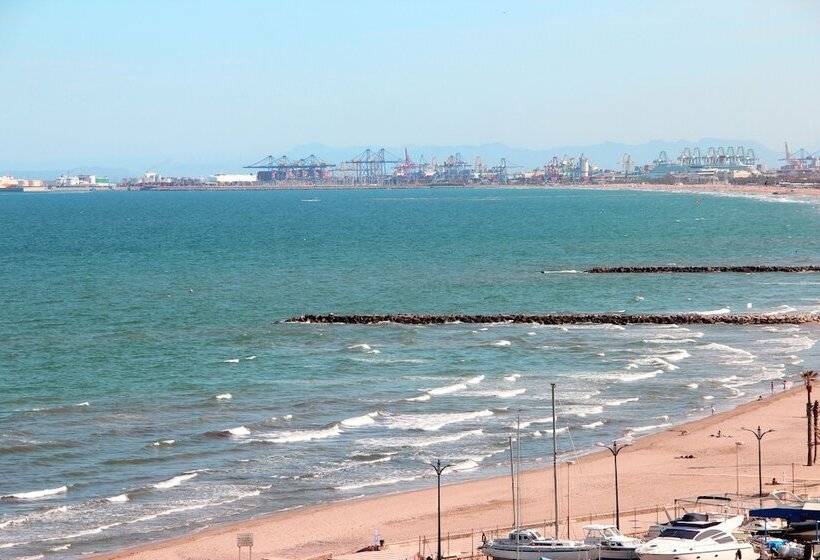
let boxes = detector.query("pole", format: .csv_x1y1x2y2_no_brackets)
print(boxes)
600,440,628,531
742,426,774,506
509,436,517,528
551,383,559,539
735,442,741,494
614,447,621,530
792,463,796,494
431,459,450,560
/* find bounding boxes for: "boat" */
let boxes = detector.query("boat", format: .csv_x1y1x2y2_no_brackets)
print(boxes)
583,524,642,560
635,513,757,560
480,528,595,560
480,384,595,560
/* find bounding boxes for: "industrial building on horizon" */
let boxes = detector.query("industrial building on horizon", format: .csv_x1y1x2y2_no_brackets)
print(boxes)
2,142,818,192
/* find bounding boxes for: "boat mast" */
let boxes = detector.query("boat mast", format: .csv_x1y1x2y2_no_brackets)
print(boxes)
551,382,559,539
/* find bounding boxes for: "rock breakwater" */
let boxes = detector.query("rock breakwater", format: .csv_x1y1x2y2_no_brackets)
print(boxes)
585,265,820,274
287,313,819,325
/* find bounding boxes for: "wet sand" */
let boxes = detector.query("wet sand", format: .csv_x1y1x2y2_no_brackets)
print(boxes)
95,385,818,560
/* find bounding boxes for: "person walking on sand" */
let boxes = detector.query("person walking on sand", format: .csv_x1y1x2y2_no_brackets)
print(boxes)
711,405,715,415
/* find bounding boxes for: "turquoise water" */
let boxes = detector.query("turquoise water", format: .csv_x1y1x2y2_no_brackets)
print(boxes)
0,188,818,558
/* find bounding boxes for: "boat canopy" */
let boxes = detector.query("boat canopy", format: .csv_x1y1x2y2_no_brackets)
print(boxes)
749,508,820,523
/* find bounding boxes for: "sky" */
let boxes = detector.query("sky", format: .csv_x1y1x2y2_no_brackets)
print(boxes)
1,0,818,172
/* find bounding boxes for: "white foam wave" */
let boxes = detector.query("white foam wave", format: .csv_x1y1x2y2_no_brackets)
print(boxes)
341,412,379,428
686,383,699,388
107,493,129,503
567,405,604,417
405,394,431,402
626,422,671,433
492,340,512,347
259,424,342,443
153,473,197,489
582,421,604,429
697,343,755,357
384,410,493,431
757,336,816,353
605,397,639,406
644,338,699,344
451,459,480,472
428,382,468,395
215,393,232,400
152,439,175,446
245,355,257,360
504,373,522,382
222,358,240,363
763,305,798,316
541,269,581,274
466,374,485,384
225,426,251,437
50,545,71,551
2,485,67,500
703,395,715,400
336,475,420,491
75,402,90,407
692,307,731,316
619,369,662,382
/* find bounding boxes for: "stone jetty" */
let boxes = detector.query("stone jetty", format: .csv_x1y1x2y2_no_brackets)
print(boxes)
585,265,820,273
287,313,819,325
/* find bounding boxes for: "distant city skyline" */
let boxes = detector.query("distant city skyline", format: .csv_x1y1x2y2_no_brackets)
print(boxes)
1,0,818,172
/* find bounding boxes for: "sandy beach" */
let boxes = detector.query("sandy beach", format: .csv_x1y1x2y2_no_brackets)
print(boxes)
563,182,820,201
93,383,820,560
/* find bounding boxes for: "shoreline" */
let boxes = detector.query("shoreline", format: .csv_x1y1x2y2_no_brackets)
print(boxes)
93,385,815,560
14,182,820,201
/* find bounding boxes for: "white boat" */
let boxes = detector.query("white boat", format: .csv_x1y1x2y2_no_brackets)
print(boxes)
480,384,594,560
583,524,642,560
480,528,595,560
636,513,757,560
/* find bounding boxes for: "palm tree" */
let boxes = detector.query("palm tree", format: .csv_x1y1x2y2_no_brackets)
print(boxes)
802,371,818,466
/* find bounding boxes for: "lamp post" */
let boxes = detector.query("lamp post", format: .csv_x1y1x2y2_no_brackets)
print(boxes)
566,460,576,539
599,441,629,530
741,426,774,501
734,441,743,495
430,459,451,560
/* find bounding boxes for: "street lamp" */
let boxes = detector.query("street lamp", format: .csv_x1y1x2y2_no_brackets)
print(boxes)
734,441,743,495
598,441,629,530
566,460,576,539
741,426,774,500
430,459,451,560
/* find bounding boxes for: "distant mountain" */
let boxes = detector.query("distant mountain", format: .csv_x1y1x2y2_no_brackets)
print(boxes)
287,139,783,171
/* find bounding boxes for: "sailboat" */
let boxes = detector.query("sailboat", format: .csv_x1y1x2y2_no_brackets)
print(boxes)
479,384,596,560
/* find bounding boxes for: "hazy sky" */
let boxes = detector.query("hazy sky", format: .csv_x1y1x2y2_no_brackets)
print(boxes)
1,0,818,169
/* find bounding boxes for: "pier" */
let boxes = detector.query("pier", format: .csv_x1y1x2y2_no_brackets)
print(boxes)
287,313,819,325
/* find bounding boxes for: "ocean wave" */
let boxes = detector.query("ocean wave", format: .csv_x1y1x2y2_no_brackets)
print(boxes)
348,343,380,354
581,421,604,429
566,405,604,417
692,307,731,316
644,338,699,344
222,358,240,363
686,383,699,388
491,340,512,347
2,485,67,500
223,426,251,437
626,422,671,433
451,459,480,472
107,493,129,503
619,369,663,382
763,305,798,316
428,382,467,396
473,388,527,398
466,374,485,384
383,410,493,432
517,417,553,429
257,424,342,443
405,394,431,402
335,475,420,491
153,473,198,489
152,439,176,446
541,269,582,274
605,397,639,406
504,373,522,382
757,336,816,353
341,412,379,428
627,356,680,371
697,342,755,357
215,393,232,400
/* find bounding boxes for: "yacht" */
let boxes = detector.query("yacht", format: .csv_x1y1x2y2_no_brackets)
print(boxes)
479,528,595,560
583,524,642,560
636,513,756,560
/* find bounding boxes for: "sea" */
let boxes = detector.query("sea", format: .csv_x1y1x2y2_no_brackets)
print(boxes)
1,188,819,558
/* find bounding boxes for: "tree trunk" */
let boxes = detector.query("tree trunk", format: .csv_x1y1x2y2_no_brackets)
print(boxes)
813,401,818,464
808,402,814,466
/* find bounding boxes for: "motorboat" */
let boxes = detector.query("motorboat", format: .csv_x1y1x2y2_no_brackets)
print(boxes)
583,524,642,560
479,528,596,560
635,513,757,560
